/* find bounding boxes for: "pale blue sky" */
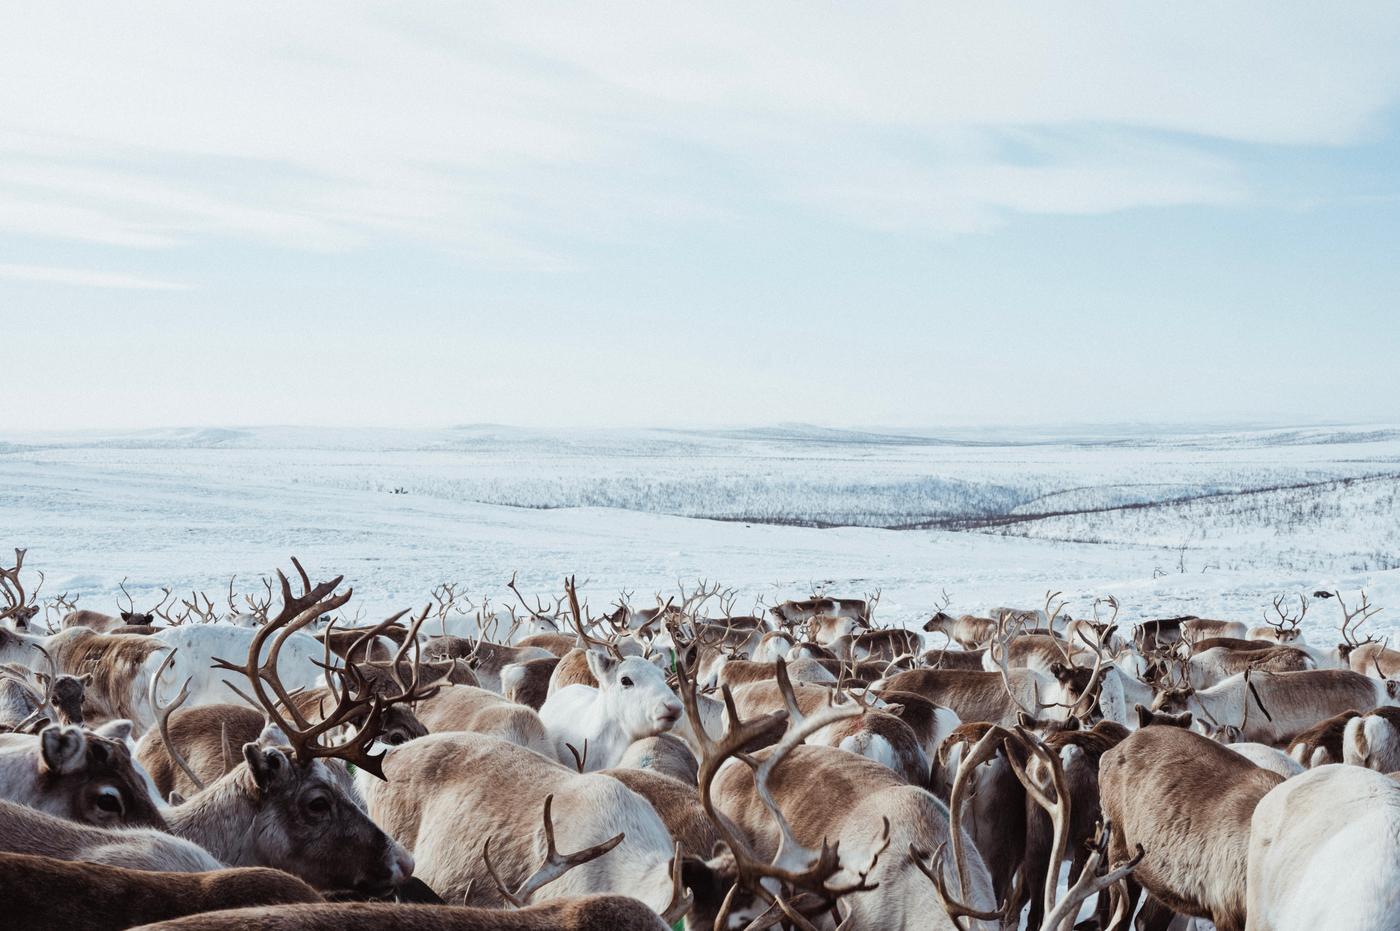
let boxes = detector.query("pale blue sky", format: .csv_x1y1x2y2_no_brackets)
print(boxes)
3,2,1400,430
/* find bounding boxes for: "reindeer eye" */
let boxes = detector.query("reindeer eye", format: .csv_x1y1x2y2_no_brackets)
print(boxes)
306,796,331,816
95,790,123,815
620,676,634,688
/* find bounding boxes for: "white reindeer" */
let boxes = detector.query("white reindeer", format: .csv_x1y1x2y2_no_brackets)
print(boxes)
538,652,682,771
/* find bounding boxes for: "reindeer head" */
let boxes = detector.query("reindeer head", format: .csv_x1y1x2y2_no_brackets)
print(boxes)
232,743,411,894
31,724,167,827
1134,703,1194,729
587,652,683,740
1150,686,1196,716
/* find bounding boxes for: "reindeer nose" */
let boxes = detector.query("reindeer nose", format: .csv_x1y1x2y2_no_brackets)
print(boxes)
658,702,682,724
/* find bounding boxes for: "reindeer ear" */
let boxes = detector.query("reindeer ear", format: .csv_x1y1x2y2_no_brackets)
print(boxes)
1049,662,1071,680
78,673,94,687
1387,681,1400,700
94,719,133,742
1017,711,1037,729
585,650,619,685
168,790,186,805
1065,715,1082,731
1134,704,1154,728
39,725,87,775
244,744,291,792
120,611,134,622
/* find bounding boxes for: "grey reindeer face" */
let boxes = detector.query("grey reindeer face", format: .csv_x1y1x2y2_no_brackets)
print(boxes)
243,745,413,895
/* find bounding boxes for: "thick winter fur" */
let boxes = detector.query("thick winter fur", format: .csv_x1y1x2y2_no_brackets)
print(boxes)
501,657,560,709
164,744,413,894
0,725,167,827
1344,641,1400,678
830,628,923,663
423,637,553,694
715,658,836,689
516,632,582,657
918,647,988,670
714,742,996,930
1182,645,1314,689
1099,726,1282,931
44,628,164,724
412,685,554,759
0,797,220,871
1181,618,1249,642
616,734,698,786
548,648,599,695
1285,708,1359,768
1343,707,1400,772
1018,721,1128,928
922,613,997,650
818,708,930,785
0,851,320,930
359,732,678,911
127,897,670,931
539,653,683,771
936,722,1024,903
1153,669,1398,745
874,668,1078,726
1246,765,1400,931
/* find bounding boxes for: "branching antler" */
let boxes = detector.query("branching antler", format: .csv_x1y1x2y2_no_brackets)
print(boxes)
482,794,624,907
1337,590,1383,648
1265,593,1307,636
0,548,40,626
209,558,433,780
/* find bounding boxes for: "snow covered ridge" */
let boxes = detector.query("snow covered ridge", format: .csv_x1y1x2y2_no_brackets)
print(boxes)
1,423,1398,631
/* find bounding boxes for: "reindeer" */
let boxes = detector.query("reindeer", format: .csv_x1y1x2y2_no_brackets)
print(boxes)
1247,764,1400,930
1246,594,1307,644
0,797,221,871
1152,668,1399,745
413,685,555,760
1343,707,1400,773
149,562,429,895
922,613,997,650
0,549,42,631
1285,708,1359,768
829,628,923,663
127,897,674,931
672,646,968,930
0,851,320,930
1182,617,1249,642
931,723,1144,930
616,734,698,786
0,723,167,827
1177,644,1315,689
539,650,683,772
501,657,560,709
935,722,1025,904
1100,724,1281,931
356,731,687,916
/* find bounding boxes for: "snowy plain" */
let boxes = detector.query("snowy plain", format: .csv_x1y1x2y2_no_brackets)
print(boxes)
2,423,1398,645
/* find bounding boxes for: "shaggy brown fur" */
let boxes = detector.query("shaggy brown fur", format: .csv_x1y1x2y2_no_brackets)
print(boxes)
50,629,165,722
502,657,559,709
0,851,320,930
1100,725,1282,931
127,897,669,930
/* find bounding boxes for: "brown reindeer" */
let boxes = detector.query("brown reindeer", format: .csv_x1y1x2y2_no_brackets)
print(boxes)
1285,708,1360,768
1099,724,1282,931
127,897,672,931
0,851,320,930
0,796,220,871
923,613,997,650
502,657,561,709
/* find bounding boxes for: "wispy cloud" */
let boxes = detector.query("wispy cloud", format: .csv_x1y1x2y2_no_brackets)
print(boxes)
0,263,189,291
0,3,1395,262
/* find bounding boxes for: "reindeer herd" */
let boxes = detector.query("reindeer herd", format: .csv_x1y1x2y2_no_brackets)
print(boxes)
1,546,1399,930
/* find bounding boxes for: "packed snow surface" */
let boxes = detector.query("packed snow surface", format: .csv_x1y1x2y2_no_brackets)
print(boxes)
3,423,1398,643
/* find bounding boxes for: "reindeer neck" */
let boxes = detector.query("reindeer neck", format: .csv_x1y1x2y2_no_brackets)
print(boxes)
165,769,260,866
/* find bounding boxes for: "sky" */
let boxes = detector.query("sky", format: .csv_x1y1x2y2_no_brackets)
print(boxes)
3,2,1400,432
